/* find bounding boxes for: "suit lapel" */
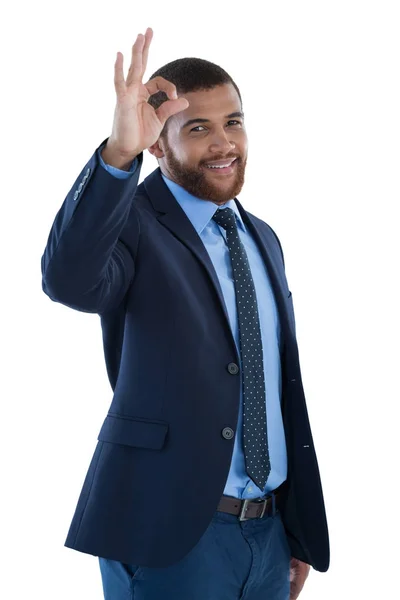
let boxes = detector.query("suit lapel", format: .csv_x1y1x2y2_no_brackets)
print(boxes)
144,168,237,355
234,198,292,336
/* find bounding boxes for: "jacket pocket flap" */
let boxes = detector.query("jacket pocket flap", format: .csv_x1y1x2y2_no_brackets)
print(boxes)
98,413,169,450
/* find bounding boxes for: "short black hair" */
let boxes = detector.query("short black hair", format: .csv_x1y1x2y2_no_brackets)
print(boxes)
147,57,242,138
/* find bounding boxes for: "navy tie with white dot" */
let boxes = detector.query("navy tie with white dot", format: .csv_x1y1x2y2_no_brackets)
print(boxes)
212,207,271,490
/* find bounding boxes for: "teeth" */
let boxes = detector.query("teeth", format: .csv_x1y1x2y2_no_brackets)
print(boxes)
206,160,235,169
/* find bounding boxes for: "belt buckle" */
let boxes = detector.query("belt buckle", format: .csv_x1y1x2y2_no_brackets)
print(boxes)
239,499,251,521
258,498,268,518
239,498,268,521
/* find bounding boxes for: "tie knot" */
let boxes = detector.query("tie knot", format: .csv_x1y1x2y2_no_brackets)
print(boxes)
212,207,237,231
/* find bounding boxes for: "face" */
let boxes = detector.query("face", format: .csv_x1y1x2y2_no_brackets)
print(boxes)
148,84,248,205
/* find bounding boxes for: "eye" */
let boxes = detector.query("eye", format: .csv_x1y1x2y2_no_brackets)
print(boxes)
190,120,242,132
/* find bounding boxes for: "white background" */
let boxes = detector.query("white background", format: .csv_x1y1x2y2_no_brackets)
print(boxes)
1,1,399,598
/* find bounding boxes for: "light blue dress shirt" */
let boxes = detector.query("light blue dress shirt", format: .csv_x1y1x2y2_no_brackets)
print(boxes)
97,145,287,500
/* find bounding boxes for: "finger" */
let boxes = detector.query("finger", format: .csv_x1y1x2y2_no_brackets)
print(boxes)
114,52,126,96
141,27,153,75
156,98,190,126
126,34,146,86
144,76,179,100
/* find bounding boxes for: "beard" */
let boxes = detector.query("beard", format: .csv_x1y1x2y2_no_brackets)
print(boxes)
160,140,247,205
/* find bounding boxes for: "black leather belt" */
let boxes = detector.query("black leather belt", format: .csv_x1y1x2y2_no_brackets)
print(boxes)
217,481,287,521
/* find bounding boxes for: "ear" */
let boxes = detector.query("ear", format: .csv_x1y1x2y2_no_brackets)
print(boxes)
147,139,165,159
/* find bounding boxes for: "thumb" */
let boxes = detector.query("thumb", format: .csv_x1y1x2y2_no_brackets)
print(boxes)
156,98,189,127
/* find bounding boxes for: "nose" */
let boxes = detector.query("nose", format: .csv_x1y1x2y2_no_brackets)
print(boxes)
208,128,236,154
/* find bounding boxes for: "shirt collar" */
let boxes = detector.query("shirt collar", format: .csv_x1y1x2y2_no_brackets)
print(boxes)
161,172,246,236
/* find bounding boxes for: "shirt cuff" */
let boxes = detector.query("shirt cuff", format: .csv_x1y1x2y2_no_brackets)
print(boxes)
97,142,139,179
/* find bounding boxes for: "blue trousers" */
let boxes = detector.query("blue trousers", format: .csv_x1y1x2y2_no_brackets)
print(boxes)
99,497,291,600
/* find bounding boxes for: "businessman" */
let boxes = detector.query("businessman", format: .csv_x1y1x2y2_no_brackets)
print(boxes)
41,27,329,600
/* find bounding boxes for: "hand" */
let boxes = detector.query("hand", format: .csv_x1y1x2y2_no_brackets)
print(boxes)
106,27,189,159
289,557,310,599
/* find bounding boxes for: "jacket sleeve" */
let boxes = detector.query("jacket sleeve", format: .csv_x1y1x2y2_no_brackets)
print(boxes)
41,137,143,314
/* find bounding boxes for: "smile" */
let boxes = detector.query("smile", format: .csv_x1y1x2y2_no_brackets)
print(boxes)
203,158,238,174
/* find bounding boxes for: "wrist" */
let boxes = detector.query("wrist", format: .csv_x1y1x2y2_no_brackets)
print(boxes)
101,142,139,171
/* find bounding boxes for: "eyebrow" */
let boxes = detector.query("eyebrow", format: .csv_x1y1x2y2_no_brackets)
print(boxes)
181,111,245,130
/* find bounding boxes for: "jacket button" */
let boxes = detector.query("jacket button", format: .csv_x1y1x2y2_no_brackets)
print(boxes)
227,362,239,375
222,427,234,440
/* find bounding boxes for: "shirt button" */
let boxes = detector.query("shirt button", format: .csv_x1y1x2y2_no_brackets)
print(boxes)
227,362,239,375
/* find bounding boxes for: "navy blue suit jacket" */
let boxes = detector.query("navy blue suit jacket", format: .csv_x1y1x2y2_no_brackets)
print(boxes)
41,138,330,572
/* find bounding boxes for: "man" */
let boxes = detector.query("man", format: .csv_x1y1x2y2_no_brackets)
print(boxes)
41,27,329,600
